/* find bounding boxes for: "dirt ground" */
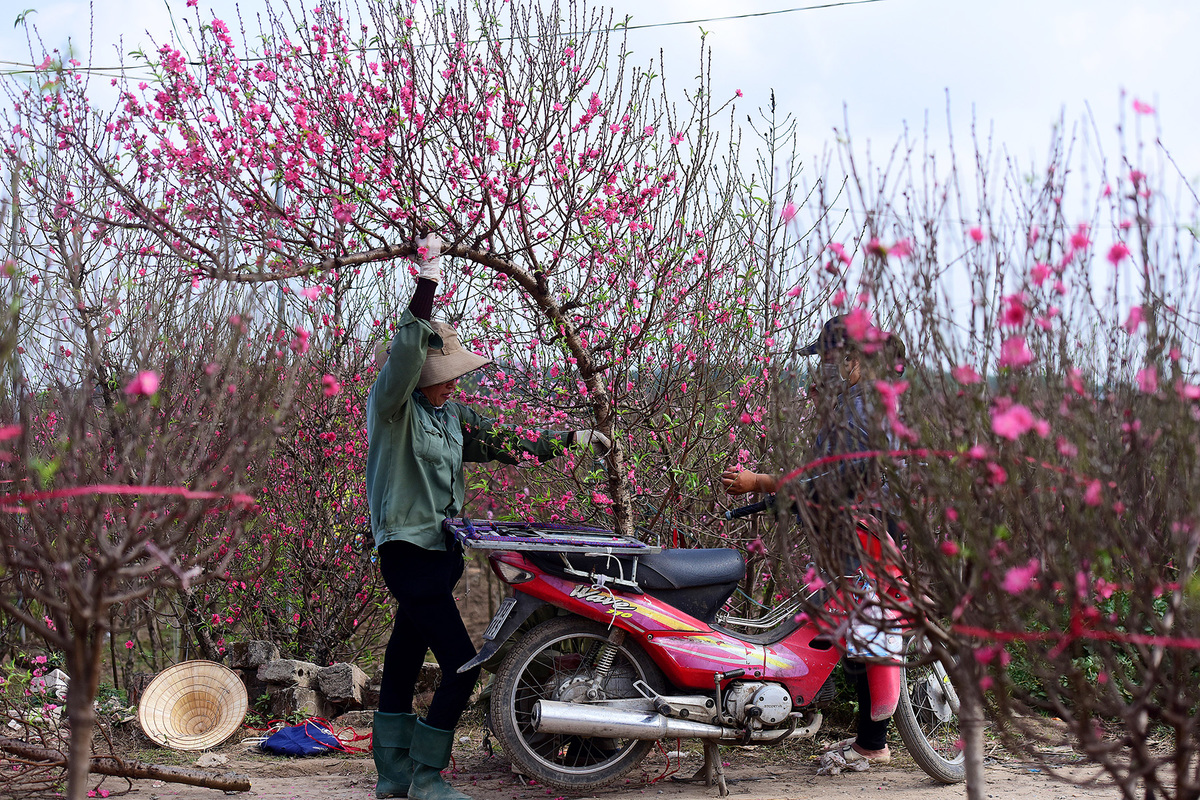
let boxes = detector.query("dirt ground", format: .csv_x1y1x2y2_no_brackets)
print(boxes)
97,716,1125,800
90,556,1126,799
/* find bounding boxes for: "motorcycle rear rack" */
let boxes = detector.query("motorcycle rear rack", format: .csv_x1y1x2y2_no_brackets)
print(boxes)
445,518,662,594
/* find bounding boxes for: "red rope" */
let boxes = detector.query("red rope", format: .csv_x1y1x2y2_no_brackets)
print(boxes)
0,483,256,507
953,622,1200,652
648,738,683,784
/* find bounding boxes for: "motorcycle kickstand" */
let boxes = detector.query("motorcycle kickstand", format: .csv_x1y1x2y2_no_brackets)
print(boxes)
691,740,728,797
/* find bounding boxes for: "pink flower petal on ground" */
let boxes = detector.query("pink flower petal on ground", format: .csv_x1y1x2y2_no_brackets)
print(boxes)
124,371,159,397
1123,306,1143,334
1002,559,1040,594
952,365,981,385
992,403,1035,440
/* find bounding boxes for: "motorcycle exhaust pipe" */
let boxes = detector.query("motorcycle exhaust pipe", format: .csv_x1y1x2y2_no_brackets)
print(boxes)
532,700,823,742
533,699,730,740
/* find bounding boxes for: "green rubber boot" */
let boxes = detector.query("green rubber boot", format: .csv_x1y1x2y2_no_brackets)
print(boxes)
373,712,417,799
408,719,472,800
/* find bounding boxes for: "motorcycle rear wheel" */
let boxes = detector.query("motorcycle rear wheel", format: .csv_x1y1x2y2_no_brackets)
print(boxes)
491,615,666,791
894,633,967,783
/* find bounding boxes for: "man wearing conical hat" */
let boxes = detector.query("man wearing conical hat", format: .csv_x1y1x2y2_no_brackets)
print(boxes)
366,233,608,800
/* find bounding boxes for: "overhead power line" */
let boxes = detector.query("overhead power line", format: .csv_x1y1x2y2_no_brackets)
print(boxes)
0,0,888,77
614,0,886,32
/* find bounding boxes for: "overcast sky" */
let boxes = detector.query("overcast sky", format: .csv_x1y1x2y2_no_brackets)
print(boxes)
5,0,1197,183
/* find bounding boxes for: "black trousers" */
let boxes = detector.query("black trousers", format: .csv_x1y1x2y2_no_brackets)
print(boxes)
377,539,482,731
843,658,890,751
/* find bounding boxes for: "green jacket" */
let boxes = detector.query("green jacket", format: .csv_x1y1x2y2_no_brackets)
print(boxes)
366,310,569,550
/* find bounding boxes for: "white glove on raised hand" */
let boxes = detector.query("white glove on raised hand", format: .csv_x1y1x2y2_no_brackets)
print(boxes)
414,233,443,283
572,429,612,457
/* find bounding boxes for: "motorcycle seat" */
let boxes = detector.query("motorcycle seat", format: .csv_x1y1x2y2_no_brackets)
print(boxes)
527,548,745,591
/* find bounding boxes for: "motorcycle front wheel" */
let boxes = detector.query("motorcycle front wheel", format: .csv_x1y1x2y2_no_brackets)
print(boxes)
894,633,967,783
490,615,666,791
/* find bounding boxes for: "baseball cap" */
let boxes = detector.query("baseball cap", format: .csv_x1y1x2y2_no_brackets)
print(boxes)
797,316,849,356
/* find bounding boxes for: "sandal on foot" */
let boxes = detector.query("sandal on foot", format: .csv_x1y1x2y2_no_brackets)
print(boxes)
817,743,890,776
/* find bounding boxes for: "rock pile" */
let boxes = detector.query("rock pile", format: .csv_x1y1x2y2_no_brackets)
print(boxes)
227,641,384,721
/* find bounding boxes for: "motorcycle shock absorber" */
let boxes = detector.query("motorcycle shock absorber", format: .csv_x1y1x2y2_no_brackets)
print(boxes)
586,629,626,700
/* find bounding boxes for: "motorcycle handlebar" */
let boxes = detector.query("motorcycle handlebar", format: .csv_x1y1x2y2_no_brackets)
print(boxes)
724,494,776,520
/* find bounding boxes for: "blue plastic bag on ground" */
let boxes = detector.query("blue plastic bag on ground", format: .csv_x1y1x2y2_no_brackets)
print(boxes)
258,719,341,756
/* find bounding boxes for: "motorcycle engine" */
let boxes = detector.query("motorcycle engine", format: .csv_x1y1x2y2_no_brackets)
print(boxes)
723,681,793,725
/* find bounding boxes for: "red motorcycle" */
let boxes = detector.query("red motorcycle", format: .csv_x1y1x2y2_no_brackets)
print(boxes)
448,511,964,794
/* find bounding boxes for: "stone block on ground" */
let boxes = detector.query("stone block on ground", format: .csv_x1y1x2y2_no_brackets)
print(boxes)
317,663,369,708
258,659,320,688
266,686,323,719
237,671,270,708
416,662,441,695
229,641,280,670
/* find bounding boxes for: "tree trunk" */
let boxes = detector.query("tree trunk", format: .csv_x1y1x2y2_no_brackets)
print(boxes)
181,589,223,662
64,639,102,800
0,737,251,792
956,659,987,800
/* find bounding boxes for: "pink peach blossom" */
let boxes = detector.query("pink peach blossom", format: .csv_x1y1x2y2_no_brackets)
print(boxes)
843,307,871,341
1070,224,1091,251
998,336,1033,369
952,365,981,385
124,371,159,397
992,403,1035,440
1030,262,1051,286
1123,306,1143,334
1002,559,1040,594
1107,242,1130,266
1000,293,1026,328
